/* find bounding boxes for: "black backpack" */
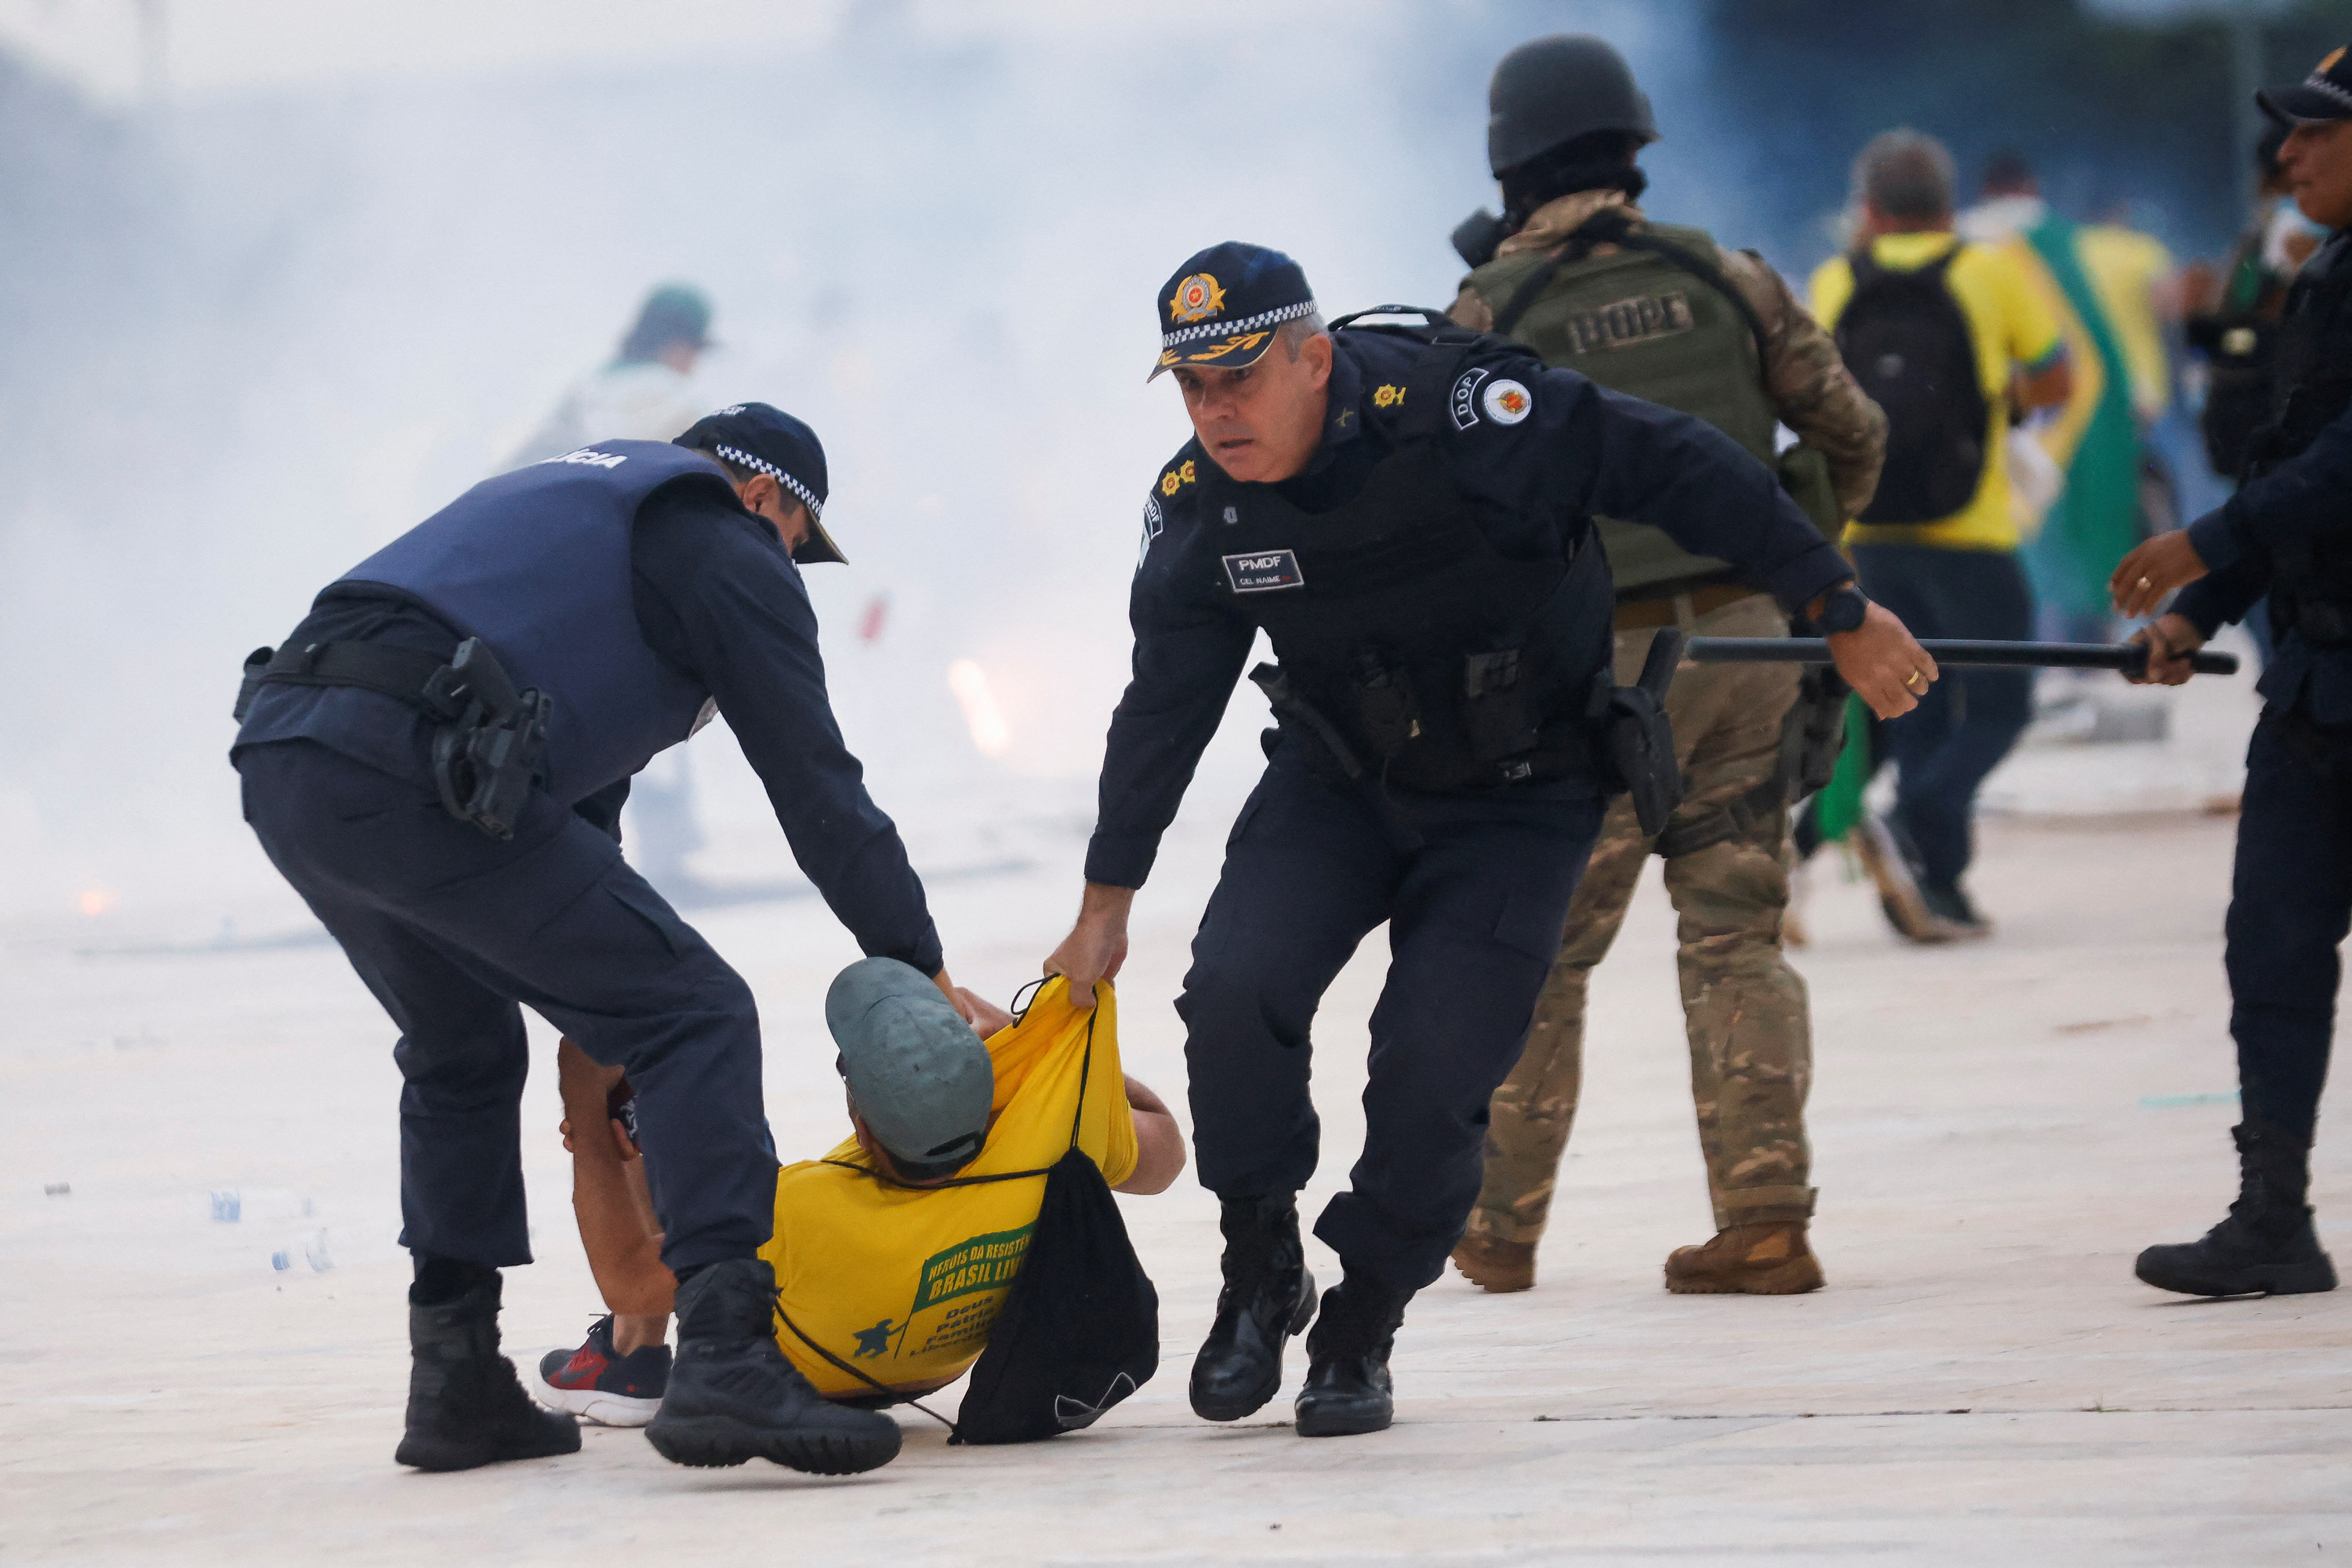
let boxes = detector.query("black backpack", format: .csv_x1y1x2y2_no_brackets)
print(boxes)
1835,247,1990,524
777,996,1159,1445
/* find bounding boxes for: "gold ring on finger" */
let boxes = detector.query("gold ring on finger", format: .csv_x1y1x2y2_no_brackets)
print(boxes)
1904,670,1927,691
2137,576,2153,590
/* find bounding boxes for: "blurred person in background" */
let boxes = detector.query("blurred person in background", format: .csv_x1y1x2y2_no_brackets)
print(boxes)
509,284,715,466
1443,34,1889,1300
509,284,721,895
2187,124,2327,673
232,403,974,1476
1044,242,1933,1440
1813,130,2073,939
2108,45,2352,1305
1962,154,2143,645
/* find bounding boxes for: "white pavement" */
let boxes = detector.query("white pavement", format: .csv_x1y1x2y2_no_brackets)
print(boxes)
8,771,2351,1561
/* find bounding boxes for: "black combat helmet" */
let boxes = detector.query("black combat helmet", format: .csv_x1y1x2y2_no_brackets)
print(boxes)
1486,34,1658,176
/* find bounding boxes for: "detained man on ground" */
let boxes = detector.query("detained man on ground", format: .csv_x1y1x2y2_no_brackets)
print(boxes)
530,960,1185,1425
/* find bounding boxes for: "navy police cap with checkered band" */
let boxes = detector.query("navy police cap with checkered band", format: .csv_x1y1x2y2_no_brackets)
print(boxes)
673,402,846,565
2260,45,2352,125
1149,241,1319,381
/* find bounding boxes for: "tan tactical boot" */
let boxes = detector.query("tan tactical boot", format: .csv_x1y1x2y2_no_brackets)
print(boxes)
1663,1222,1824,1295
1450,1232,1537,1294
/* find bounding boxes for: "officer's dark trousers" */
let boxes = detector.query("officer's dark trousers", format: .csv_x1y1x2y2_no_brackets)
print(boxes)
2227,708,2351,1142
1178,746,1605,1294
237,739,773,1273
1853,543,2036,891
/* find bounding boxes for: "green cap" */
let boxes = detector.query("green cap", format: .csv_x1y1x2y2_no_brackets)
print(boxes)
826,959,993,1176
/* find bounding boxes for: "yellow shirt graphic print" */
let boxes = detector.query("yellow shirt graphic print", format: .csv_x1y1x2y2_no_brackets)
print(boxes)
758,978,1137,1398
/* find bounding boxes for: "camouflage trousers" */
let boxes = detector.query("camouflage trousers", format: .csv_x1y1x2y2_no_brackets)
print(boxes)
1469,591,1817,1245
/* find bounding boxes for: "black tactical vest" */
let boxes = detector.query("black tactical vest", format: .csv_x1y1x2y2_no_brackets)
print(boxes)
1196,329,1610,793
2251,234,2352,645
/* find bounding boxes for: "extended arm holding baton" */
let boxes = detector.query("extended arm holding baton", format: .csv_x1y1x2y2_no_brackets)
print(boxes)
1685,638,2241,677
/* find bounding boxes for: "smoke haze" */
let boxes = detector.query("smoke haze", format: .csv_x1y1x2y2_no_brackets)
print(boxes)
0,0,2259,930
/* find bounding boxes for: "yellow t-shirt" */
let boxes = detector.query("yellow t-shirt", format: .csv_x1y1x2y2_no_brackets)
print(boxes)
757,976,1139,1398
1809,232,2064,550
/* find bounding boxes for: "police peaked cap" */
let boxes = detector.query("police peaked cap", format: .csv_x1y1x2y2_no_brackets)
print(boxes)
674,403,846,565
1150,241,1319,380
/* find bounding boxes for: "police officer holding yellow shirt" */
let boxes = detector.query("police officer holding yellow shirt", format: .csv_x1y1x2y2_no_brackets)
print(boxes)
1045,242,1936,1439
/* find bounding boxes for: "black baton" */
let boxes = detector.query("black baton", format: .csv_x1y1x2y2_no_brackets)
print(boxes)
1685,637,2241,676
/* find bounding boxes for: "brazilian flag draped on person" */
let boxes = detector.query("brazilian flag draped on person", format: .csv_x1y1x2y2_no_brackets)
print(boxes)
2017,211,2141,625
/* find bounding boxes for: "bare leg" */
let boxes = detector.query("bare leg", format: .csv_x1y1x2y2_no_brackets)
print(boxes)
557,1038,676,1343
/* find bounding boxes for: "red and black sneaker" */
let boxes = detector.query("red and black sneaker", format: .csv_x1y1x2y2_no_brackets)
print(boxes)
526,1316,670,1428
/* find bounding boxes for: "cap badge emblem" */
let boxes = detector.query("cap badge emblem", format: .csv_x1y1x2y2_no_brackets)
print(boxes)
1482,378,1533,425
1169,273,1228,325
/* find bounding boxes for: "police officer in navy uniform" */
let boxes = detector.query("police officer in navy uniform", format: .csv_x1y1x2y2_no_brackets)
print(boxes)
234,405,974,1475
2112,48,2352,1301
1044,244,1936,1437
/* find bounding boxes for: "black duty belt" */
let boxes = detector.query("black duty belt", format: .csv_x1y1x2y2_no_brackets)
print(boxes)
234,637,553,840
237,641,469,723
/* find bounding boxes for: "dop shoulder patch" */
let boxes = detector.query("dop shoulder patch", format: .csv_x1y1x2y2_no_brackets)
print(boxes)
1450,366,1490,431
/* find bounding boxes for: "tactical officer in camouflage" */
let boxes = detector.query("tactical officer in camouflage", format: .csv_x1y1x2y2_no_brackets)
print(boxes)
1446,35,1889,1298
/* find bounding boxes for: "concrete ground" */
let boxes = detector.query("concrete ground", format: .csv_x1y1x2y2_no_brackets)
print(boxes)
7,713,2350,1561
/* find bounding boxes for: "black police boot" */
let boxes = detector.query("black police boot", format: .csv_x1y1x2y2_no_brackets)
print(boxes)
2136,1122,2338,1298
394,1273,581,1472
1294,1274,1410,1438
645,1257,902,1474
1189,1196,1318,1421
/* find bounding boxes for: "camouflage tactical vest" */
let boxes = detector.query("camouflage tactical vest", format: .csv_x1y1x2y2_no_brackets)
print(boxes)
1470,220,1785,597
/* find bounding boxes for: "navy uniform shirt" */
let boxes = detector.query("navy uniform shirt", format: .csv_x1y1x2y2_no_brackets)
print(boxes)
237,483,943,977
1085,328,1853,888
2178,234,2352,723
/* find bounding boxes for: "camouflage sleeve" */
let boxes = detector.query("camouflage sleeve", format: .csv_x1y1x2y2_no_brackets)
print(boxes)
1718,245,1887,521
1447,277,1495,332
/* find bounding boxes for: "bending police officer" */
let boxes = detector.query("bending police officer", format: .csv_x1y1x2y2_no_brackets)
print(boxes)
1445,34,1889,1297
2112,49,2352,1300
233,404,974,1474
1044,244,1935,1439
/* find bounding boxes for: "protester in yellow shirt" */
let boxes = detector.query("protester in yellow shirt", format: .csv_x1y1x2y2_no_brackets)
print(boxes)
1805,130,2073,939
528,966,1185,1425
1811,219,2068,552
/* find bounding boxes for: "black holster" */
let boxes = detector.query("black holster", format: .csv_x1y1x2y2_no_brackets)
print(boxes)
1595,630,1684,838
234,636,551,840
425,641,552,840
1250,663,1367,782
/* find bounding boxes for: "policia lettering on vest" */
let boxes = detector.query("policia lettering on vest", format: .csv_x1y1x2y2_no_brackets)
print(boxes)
2108,48,2352,1305
1441,34,1897,1301
231,402,985,1478
1044,240,1936,1440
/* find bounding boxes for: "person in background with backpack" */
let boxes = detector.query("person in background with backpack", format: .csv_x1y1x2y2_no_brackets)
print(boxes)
1442,34,1889,1301
532,963,1185,1430
1811,129,2074,939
